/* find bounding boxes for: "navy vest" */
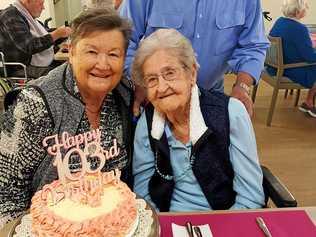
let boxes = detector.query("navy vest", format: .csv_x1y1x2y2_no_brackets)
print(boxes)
145,88,236,211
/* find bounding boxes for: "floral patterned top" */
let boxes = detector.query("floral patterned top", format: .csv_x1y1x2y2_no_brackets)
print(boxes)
0,74,128,228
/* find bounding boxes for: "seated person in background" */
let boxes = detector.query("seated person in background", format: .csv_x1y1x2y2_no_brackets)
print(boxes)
267,0,316,117
0,8,134,227
132,29,265,212
0,0,71,79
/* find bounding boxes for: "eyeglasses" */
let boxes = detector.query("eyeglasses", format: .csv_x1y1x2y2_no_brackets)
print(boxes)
144,66,184,88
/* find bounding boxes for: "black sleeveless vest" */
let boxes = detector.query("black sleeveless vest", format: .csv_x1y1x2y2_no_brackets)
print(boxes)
145,88,236,211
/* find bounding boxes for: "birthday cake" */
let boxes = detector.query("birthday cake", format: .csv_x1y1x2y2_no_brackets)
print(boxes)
29,129,138,237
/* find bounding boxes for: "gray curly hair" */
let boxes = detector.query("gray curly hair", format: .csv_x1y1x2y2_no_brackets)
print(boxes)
131,29,199,87
70,8,131,51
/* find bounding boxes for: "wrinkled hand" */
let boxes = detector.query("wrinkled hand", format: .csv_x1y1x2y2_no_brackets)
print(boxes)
50,26,72,41
231,85,253,117
133,84,147,117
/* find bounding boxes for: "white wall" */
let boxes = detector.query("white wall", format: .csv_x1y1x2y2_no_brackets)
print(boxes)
0,0,13,9
262,0,316,32
53,0,82,27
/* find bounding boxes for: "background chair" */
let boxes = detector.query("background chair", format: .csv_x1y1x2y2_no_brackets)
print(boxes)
0,52,12,110
252,36,316,126
283,24,316,99
262,165,297,208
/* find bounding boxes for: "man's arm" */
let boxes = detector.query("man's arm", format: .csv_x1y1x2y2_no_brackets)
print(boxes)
231,72,254,116
228,0,270,116
228,0,269,84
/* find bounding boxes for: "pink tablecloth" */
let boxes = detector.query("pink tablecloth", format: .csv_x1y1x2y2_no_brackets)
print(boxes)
159,210,316,237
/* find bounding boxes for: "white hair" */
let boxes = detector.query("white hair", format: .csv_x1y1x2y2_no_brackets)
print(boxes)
281,0,308,18
131,29,199,87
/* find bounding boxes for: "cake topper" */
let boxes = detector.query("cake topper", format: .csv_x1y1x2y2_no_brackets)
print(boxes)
41,129,121,206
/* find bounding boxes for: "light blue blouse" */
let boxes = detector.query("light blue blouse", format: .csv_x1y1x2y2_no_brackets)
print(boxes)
133,98,265,212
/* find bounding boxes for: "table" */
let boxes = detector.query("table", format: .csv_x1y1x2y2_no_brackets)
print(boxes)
1,207,316,236
159,207,316,237
160,206,316,225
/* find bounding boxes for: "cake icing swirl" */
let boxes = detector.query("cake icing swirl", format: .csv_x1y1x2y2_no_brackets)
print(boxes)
31,179,137,237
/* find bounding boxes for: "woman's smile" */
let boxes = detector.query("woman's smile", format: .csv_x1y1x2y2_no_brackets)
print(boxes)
157,92,174,100
89,71,113,80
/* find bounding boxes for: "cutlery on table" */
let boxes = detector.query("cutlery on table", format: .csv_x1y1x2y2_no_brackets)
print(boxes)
193,226,203,237
256,217,272,237
185,221,194,237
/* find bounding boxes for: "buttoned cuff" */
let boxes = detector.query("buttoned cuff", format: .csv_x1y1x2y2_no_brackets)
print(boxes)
236,60,264,85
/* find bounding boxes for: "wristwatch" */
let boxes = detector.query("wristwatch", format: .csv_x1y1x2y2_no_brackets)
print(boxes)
233,82,251,95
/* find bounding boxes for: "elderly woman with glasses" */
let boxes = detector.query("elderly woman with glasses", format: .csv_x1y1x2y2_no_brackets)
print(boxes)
132,29,265,212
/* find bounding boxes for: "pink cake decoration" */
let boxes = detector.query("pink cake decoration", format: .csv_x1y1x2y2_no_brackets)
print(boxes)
41,129,122,207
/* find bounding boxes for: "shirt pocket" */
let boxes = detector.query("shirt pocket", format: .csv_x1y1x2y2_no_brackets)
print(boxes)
214,0,245,55
146,12,184,36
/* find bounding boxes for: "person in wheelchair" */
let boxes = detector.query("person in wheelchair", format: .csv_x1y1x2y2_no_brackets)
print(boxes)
0,0,71,79
131,29,265,212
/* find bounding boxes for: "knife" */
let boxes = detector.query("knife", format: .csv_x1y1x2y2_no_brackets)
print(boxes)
256,217,272,237
185,221,194,237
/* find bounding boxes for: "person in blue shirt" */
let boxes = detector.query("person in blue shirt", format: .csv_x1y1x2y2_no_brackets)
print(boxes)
120,0,269,117
268,0,316,117
131,29,265,212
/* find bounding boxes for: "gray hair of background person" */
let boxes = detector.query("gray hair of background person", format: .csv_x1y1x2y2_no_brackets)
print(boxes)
131,29,199,87
281,0,308,18
83,0,112,8
70,8,131,50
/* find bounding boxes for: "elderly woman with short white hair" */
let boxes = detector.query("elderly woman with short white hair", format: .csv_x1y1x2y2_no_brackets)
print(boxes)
268,0,316,117
132,29,265,212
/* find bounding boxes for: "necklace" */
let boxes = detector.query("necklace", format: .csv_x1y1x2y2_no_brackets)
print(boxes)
154,149,195,181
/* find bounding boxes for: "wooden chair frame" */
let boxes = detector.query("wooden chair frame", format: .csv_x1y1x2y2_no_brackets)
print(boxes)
252,36,316,126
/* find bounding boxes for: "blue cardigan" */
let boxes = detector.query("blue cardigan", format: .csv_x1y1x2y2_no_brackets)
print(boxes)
267,17,316,88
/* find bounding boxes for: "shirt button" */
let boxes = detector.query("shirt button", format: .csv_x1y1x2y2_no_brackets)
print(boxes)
196,34,200,38
199,14,202,18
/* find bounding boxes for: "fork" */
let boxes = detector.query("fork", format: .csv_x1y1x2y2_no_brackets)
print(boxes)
193,226,203,237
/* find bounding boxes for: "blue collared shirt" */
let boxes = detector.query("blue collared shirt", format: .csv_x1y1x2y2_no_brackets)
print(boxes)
133,98,265,211
120,0,269,90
